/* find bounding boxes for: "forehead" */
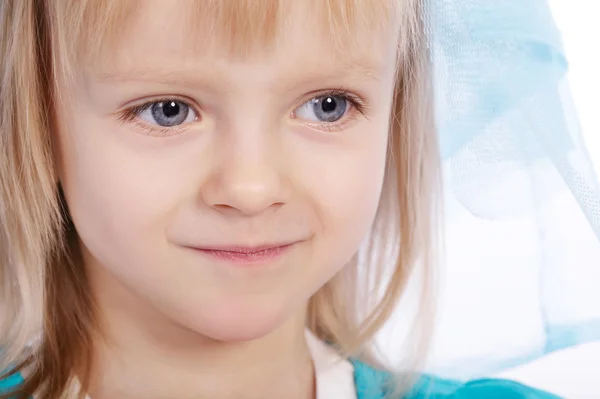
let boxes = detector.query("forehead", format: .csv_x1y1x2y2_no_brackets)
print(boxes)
57,0,403,79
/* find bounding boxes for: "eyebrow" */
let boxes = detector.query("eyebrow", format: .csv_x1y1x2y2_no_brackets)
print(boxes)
93,58,383,89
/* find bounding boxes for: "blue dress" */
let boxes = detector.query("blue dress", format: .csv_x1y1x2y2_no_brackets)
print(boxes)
1,360,562,398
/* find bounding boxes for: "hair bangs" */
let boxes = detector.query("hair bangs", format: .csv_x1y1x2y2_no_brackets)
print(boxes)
48,0,405,78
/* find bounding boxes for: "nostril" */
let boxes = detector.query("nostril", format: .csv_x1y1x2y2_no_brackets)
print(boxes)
213,204,236,211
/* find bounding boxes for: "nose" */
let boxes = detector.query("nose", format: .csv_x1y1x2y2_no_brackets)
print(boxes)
201,139,288,217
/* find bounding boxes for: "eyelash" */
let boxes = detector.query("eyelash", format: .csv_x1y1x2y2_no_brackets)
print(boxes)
116,89,368,136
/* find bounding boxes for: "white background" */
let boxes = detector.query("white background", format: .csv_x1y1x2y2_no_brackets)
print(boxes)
551,1,600,175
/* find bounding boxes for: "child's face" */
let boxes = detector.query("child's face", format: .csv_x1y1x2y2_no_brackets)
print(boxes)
54,1,398,341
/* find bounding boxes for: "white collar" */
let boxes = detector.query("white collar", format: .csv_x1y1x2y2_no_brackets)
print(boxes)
305,329,357,399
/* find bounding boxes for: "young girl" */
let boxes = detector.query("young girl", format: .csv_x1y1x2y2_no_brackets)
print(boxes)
0,0,572,398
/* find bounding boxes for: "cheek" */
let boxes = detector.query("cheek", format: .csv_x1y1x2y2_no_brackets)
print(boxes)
293,123,390,277
55,113,190,272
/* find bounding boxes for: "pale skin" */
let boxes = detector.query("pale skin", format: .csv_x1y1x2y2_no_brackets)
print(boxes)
53,1,399,398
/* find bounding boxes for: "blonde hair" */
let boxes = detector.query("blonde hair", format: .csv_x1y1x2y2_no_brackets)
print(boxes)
0,1,441,397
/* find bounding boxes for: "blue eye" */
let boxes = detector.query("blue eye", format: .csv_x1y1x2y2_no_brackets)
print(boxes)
295,95,349,123
137,100,197,127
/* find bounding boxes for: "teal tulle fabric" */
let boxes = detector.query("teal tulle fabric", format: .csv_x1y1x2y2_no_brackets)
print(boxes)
410,0,600,378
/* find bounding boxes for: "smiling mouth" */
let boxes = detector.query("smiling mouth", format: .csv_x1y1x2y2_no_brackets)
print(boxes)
187,242,298,266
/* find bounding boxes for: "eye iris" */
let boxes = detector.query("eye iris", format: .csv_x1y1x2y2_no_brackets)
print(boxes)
151,101,189,127
312,96,347,122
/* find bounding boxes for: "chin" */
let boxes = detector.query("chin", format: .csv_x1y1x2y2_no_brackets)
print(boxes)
182,297,294,343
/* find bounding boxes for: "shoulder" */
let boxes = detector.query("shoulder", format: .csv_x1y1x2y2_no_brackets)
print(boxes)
450,379,562,399
415,378,563,399
0,369,24,395
351,359,562,399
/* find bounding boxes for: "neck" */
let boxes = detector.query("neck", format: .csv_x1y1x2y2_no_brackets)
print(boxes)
85,263,315,399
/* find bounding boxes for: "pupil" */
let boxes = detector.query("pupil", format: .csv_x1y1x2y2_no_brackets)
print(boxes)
163,101,180,118
321,97,337,113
